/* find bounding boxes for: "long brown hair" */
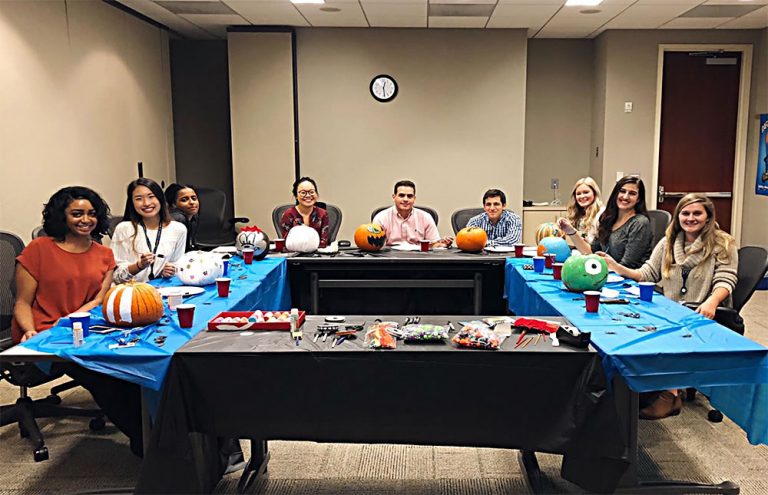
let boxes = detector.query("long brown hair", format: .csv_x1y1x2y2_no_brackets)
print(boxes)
566,177,603,232
597,176,648,245
661,193,734,278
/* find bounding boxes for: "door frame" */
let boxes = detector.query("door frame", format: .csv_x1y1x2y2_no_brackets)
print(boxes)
650,44,753,244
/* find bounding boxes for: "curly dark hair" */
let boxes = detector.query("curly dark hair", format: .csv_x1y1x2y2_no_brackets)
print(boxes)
42,186,111,241
123,178,171,225
597,175,648,245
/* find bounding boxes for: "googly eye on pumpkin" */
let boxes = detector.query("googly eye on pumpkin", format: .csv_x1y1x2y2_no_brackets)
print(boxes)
585,260,602,275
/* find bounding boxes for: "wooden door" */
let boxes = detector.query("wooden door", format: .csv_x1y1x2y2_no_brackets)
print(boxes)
657,51,741,232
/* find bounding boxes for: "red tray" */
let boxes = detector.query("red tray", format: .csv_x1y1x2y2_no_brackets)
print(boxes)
207,310,306,331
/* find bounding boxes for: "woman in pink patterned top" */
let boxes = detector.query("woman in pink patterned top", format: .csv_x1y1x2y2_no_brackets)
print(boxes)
279,177,330,247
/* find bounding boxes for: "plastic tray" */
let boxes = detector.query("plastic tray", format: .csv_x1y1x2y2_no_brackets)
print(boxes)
207,310,305,331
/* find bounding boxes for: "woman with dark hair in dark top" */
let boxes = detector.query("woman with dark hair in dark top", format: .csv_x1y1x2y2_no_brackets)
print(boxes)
558,175,652,269
165,183,199,251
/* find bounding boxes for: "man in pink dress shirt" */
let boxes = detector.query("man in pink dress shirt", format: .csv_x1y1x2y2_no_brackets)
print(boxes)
372,180,453,248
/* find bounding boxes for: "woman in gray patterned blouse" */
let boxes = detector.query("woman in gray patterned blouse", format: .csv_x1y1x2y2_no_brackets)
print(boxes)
559,176,652,269
598,193,738,419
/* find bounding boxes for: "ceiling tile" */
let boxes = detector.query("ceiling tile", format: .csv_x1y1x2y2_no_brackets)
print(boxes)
535,26,597,38
716,5,768,28
294,1,369,27
121,0,218,38
486,4,559,29
604,4,697,28
704,0,768,5
362,2,426,17
660,16,734,28
428,16,488,27
224,1,310,26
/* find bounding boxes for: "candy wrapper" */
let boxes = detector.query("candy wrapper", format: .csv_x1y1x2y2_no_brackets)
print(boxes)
400,324,449,343
365,321,398,349
452,321,500,350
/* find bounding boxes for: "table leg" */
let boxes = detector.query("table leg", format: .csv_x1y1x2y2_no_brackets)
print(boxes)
310,273,319,314
237,438,270,494
140,388,151,458
518,450,545,494
473,273,482,315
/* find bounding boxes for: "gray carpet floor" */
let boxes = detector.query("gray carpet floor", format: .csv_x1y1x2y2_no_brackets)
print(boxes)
1,292,766,495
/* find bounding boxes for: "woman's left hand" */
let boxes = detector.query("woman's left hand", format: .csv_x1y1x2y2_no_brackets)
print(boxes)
161,263,177,278
695,298,719,319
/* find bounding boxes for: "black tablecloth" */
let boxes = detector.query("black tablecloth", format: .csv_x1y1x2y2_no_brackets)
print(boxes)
136,316,627,493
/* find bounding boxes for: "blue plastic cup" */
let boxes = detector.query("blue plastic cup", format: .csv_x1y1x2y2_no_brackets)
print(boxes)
222,259,229,277
639,282,655,302
68,312,91,338
533,256,545,273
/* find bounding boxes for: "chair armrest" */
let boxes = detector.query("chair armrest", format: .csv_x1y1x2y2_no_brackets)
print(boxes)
230,217,250,224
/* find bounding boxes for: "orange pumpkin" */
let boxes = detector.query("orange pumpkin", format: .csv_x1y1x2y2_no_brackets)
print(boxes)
102,282,164,327
354,223,387,251
456,227,488,252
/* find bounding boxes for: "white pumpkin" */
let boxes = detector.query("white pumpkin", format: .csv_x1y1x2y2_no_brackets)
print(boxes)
285,224,320,253
176,250,224,286
235,227,269,260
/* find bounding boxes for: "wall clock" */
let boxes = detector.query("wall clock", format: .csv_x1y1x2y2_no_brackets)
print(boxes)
370,74,398,103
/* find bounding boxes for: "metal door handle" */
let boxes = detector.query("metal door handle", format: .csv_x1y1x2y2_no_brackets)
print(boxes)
664,191,732,199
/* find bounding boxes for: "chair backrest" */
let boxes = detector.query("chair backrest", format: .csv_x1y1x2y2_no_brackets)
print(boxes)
31,225,46,239
371,206,439,226
195,187,234,244
0,231,24,345
647,210,672,248
732,246,768,312
107,215,123,238
451,208,484,235
272,203,343,243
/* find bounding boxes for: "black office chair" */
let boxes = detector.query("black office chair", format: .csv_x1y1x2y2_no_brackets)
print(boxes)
107,214,123,239
371,206,439,226
0,231,105,462
30,226,46,239
647,210,672,248
450,208,484,235
195,188,250,250
272,203,342,243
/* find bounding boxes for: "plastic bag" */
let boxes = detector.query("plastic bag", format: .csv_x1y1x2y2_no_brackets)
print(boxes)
452,321,500,350
400,324,449,343
364,321,398,349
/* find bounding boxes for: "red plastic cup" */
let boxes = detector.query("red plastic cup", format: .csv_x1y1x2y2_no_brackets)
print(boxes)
274,238,285,252
177,304,196,328
584,291,601,313
216,277,231,297
544,253,556,269
242,248,254,264
514,244,525,257
552,263,563,280
420,240,430,252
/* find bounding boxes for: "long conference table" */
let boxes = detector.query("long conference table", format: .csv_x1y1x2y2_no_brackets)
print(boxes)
12,248,768,494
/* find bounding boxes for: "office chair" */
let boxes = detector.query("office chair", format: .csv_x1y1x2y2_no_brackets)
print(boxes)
647,210,672,248
30,226,46,239
371,206,439,226
195,188,250,250
685,246,768,421
450,208,484,235
107,214,123,239
0,231,105,462
272,203,343,243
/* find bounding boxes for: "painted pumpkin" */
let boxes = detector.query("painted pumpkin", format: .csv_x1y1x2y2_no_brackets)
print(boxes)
561,254,608,292
235,226,269,260
176,251,224,286
285,224,320,253
536,236,571,262
456,227,487,252
102,282,164,327
535,222,566,244
354,223,386,251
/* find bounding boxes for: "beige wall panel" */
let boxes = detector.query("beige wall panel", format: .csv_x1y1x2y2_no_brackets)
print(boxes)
524,39,593,203
228,32,295,237
0,0,173,242
296,28,527,241
590,36,607,187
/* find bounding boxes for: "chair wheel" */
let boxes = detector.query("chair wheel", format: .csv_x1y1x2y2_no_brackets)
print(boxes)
89,417,106,431
708,409,724,423
33,446,49,462
46,394,62,405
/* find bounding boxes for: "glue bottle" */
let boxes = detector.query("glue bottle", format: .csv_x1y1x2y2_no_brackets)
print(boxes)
289,308,299,334
73,322,84,347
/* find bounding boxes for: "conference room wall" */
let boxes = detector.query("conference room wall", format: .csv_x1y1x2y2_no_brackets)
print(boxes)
0,0,174,243
525,39,593,203
596,29,767,246
590,35,608,187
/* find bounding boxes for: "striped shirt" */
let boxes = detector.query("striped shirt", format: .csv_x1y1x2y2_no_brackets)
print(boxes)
466,210,522,246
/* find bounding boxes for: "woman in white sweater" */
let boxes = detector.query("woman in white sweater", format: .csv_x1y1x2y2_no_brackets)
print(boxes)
598,193,738,419
111,178,187,283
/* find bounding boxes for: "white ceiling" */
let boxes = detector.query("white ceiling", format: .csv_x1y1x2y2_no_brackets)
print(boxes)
116,0,768,40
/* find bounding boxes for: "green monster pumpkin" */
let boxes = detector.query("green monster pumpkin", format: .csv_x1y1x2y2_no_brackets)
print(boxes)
561,254,609,292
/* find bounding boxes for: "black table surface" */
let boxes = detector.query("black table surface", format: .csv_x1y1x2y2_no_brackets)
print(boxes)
277,246,515,264
136,316,627,494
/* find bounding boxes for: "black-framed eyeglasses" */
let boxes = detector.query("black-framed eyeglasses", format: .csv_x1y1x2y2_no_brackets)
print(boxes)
297,190,316,197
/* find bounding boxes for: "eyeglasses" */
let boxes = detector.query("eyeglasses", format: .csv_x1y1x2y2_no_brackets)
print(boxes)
297,190,316,197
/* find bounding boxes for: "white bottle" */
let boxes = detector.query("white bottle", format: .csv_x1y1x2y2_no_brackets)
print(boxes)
73,322,84,347
289,308,299,334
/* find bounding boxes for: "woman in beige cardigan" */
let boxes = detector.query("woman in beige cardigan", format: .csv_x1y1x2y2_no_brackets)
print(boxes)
599,193,738,419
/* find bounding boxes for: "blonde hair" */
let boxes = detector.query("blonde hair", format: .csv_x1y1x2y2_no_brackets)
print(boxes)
662,193,735,278
566,177,603,232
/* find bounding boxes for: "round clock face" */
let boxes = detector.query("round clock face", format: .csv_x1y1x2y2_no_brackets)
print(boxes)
370,75,398,102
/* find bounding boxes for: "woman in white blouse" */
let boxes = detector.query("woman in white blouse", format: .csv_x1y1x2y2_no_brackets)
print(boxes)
111,178,187,283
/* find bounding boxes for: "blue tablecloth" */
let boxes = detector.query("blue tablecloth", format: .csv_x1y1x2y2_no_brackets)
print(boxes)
21,258,289,391
505,258,768,445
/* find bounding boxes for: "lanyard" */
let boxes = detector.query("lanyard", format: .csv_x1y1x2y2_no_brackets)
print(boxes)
140,221,163,280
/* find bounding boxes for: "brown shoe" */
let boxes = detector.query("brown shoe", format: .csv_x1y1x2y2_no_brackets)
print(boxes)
639,391,682,420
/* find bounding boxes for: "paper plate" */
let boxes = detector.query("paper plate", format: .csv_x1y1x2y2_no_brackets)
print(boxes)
522,247,538,257
391,243,421,252
211,246,238,254
485,246,515,253
156,286,205,297
607,274,624,284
